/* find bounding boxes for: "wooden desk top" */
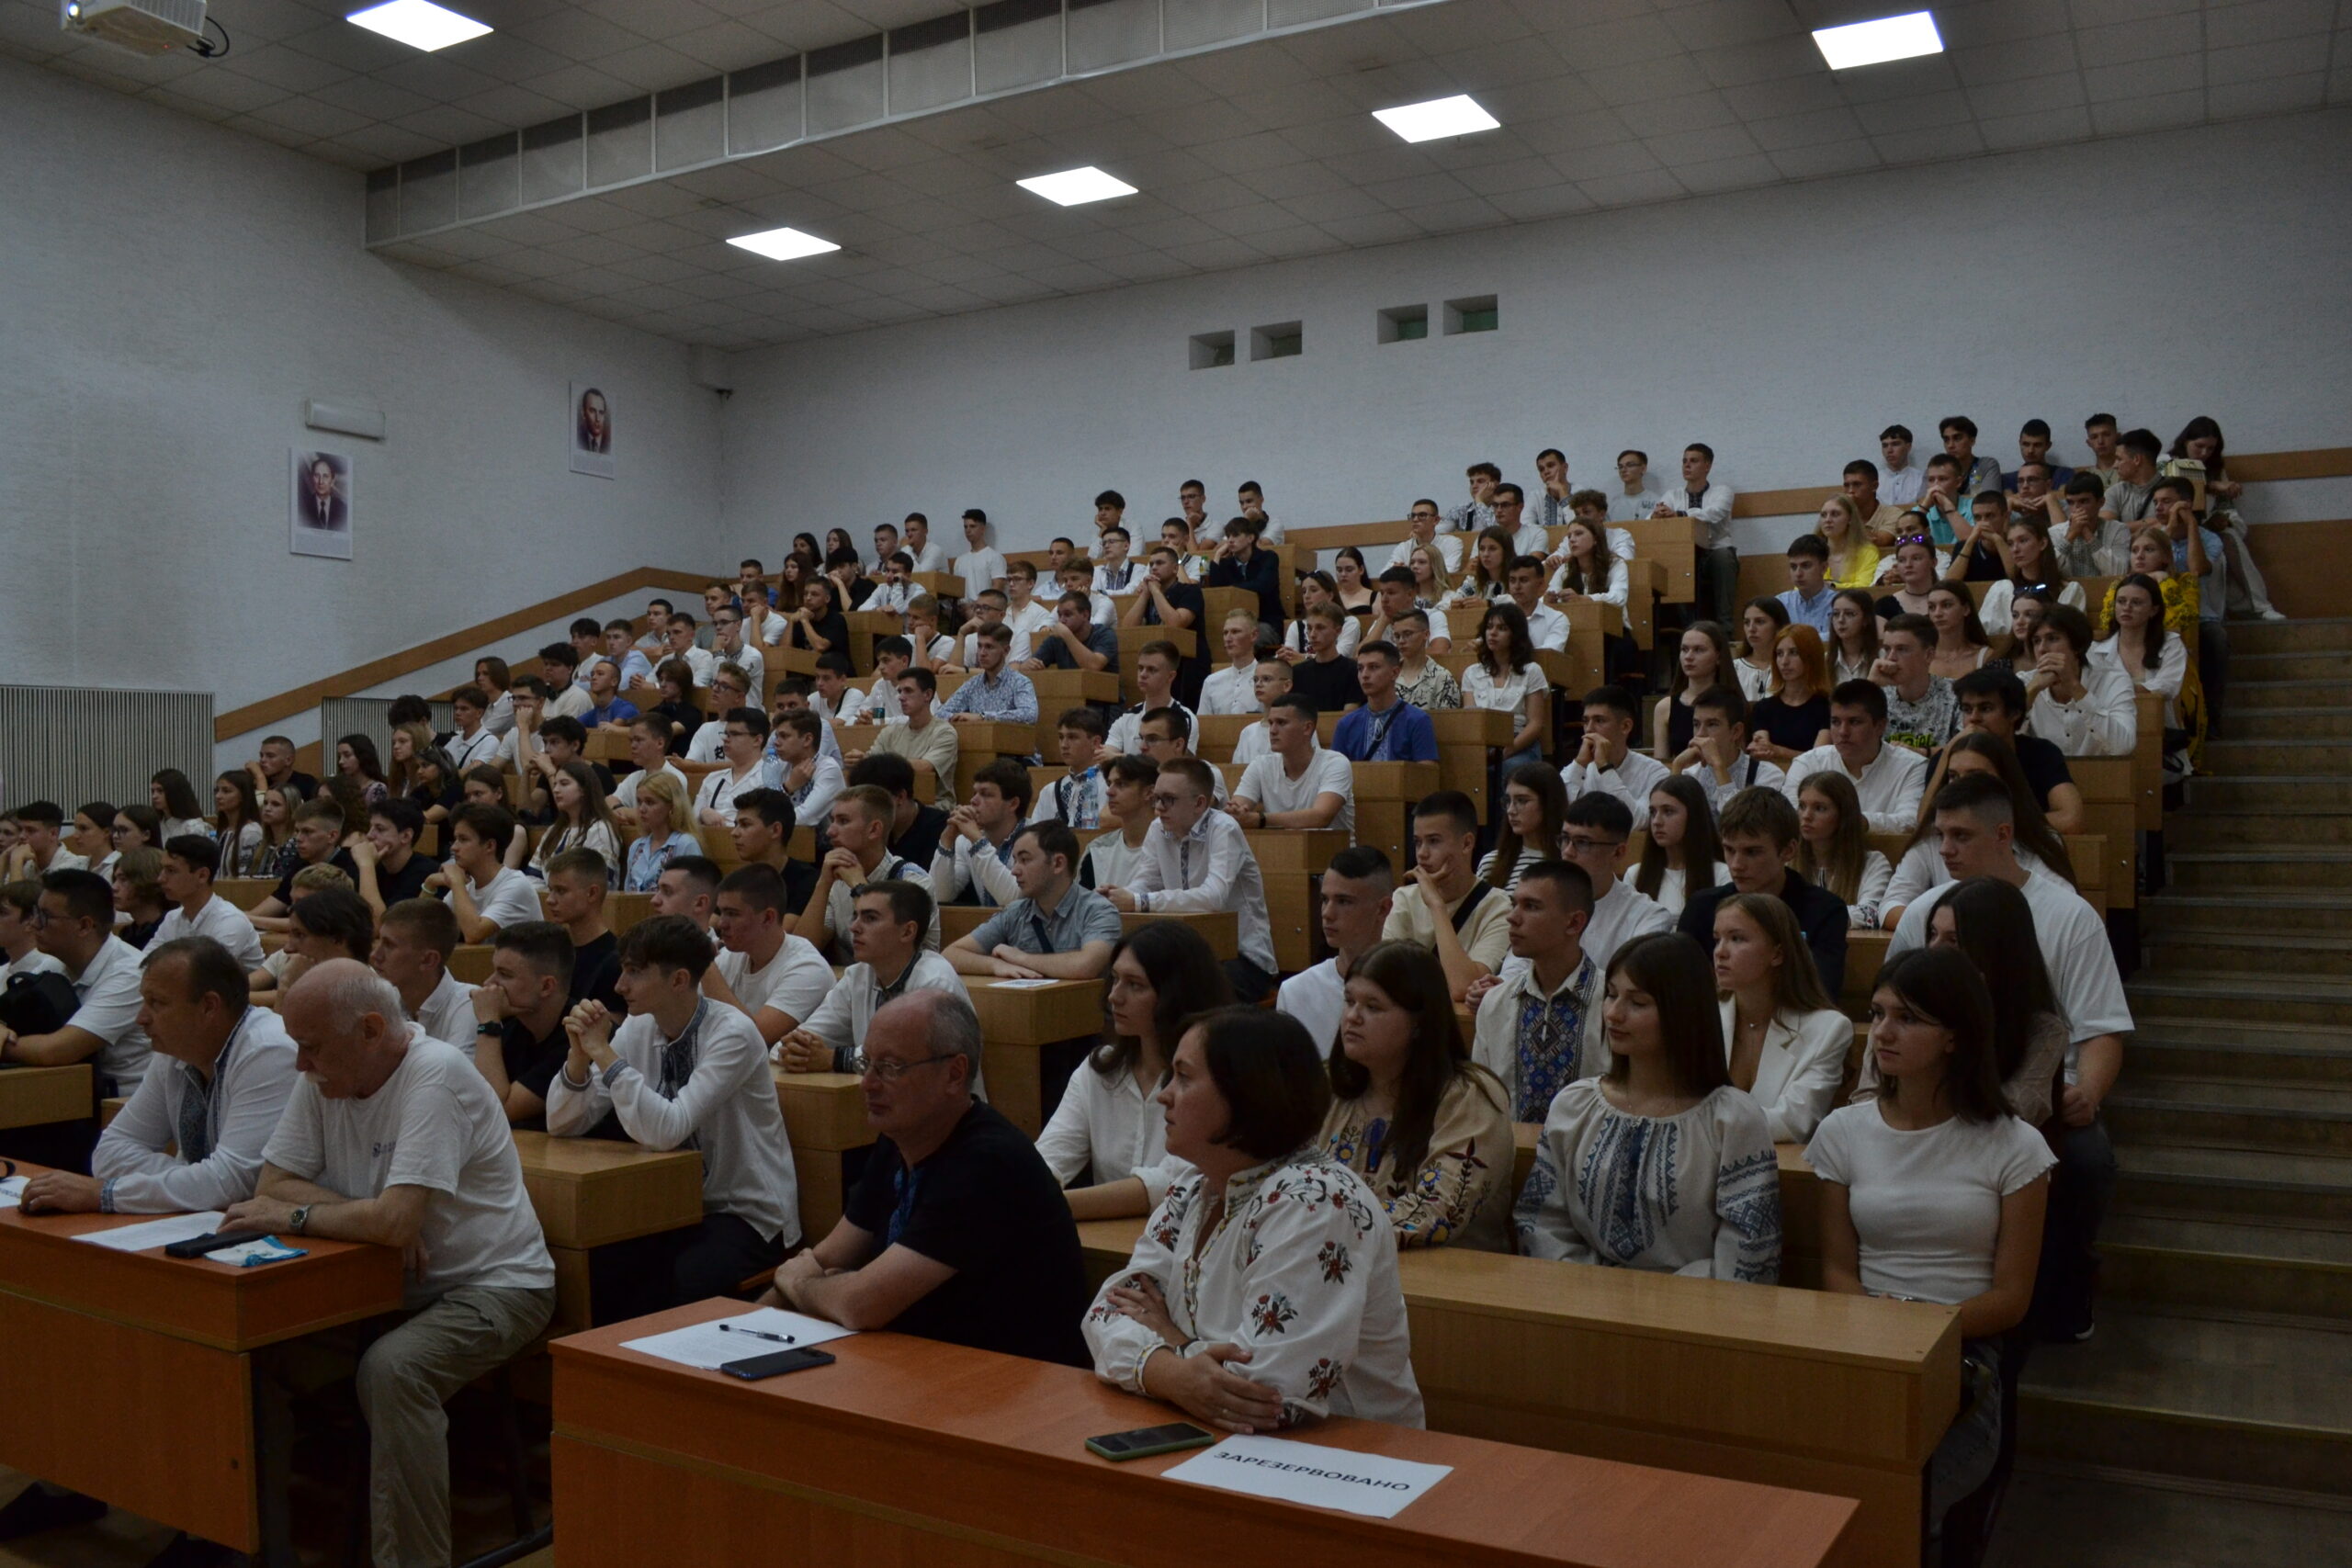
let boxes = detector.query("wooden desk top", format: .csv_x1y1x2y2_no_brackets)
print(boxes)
773,1070,872,1151
0,1064,93,1131
1025,669,1123,704
512,1130,704,1250
968,977,1104,1045
0,1163,405,1352
1243,828,1348,874
1351,761,1442,798
944,720,1036,751
554,1302,1858,1568
1430,707,1514,746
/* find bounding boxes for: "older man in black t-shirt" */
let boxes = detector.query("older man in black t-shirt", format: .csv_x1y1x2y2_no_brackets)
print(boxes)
764,989,1088,1367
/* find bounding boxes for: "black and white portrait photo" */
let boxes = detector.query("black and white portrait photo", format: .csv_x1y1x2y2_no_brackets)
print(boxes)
289,448,353,559
571,381,615,479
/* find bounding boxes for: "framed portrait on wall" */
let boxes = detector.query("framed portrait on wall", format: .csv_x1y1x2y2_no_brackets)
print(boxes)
290,448,353,559
571,381,615,479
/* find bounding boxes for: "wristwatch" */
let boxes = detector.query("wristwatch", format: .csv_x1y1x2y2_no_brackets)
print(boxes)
477,1021,503,1038
289,1205,311,1236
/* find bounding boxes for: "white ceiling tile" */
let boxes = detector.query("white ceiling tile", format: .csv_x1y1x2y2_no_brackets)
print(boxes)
1660,0,1806,52
2087,85,2207,133
2204,0,2338,49
1485,182,1597,221
1315,210,1428,245
1827,54,1961,104
1580,56,1715,105
1547,140,1666,180
2206,37,2327,87
1615,90,1739,137
1870,122,1989,164
1670,152,1781,192
1965,73,2086,119
1854,89,1976,136
2064,0,2199,25
219,45,356,96
245,91,374,139
1576,167,1690,207
1933,0,2075,51
2075,13,2206,67
2207,70,2327,117
1511,107,1641,153
1693,36,1831,88
1644,124,1762,164
1718,73,1851,118
2082,54,2205,101
1951,37,2081,86
516,63,640,107
1452,154,1574,196
1552,17,1687,70
1973,104,2096,148
159,64,295,114
1765,139,1884,178
1745,105,1866,150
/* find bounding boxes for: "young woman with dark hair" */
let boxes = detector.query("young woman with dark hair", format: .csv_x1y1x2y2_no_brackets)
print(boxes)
1629,774,1722,917
1477,762,1568,893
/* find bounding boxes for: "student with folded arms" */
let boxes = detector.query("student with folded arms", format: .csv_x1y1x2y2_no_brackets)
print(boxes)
463,920,578,1125
548,916,802,1323
1086,1006,1424,1428
947,822,1121,982
1807,948,2052,1536
1515,932,1781,1282
1325,942,1513,1251
1037,921,1227,1219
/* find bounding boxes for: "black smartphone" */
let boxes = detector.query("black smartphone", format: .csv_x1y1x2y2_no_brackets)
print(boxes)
719,1347,836,1381
1084,1422,1216,1461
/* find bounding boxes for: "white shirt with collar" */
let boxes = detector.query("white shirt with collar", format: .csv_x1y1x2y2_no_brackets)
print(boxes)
1717,998,1851,1144
1276,958,1345,1056
613,761,687,811
1006,599,1057,640
1385,533,1463,575
1517,600,1571,651
546,999,801,1247
154,892,265,971
61,935,153,1094
961,626,1032,666
694,761,778,827
545,685,593,722
711,639,765,694
1198,663,1259,716
93,1005,299,1214
1661,480,1737,547
1126,810,1277,975
798,950,969,1070
446,727,502,771
1578,879,1675,973
930,827,1021,909
1035,1056,1191,1209
0,948,65,987
907,540,950,573
412,965,480,1056
1782,742,1927,836
1559,748,1670,831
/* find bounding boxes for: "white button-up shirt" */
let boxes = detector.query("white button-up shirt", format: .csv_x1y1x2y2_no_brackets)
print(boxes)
1126,810,1277,975
1783,742,1928,836
1560,749,1670,830
93,1005,300,1213
1035,1055,1191,1209
154,893,264,971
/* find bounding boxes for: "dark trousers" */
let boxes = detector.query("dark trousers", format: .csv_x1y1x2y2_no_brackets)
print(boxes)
1223,955,1275,1004
2031,1117,2115,1338
1696,546,1739,626
587,1212,784,1326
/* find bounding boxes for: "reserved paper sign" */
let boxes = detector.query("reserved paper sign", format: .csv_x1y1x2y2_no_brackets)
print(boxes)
1163,1434,1451,1519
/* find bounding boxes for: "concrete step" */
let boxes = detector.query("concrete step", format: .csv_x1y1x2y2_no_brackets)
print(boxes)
2201,738,2352,774
2018,1308,2352,1494
2100,1212,2352,1323
2229,615,2352,657
2222,705,2352,740
2186,775,2352,813
2143,931,2352,976
2162,849,2352,893
2106,1077,2352,1157
2114,1143,2352,1224
2228,651,2352,682
2166,809,2352,848
2232,678,2352,712
2144,893,2352,937
2130,976,2352,1029
2130,1023,2352,1087
1986,1466,2352,1568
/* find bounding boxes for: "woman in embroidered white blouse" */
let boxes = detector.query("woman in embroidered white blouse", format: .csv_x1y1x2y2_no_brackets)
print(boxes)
1038,923,1229,1219
1084,1006,1424,1432
1514,931,1782,1282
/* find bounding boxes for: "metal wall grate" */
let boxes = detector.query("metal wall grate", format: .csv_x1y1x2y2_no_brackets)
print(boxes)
0,685,214,815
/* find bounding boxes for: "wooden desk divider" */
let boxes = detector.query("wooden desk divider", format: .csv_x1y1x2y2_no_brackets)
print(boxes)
2066,759,2139,913
967,977,1103,1137
1621,516,1700,604
1026,668,1123,713
1430,706,1512,820
833,725,940,802
1352,761,1442,871
214,877,276,911
1246,827,1347,971
512,1130,704,1335
773,1069,873,1241
448,944,493,984
843,610,904,675
948,720,1037,798
1114,626,1197,704
909,570,964,602
0,1064,93,1133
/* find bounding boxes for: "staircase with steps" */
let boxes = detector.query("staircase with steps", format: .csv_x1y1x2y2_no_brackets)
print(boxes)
2004,616,2352,1556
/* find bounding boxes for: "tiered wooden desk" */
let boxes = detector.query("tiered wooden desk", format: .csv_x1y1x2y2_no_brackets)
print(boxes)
1430,706,1511,823
214,877,276,910
1076,1213,1952,1567
1245,829,1347,972
773,1070,872,1242
549,1303,1860,1568
1621,516,1699,604
1352,761,1442,872
512,1131,704,1335
945,720,1037,798
967,977,1103,1137
1114,626,1196,704
0,1166,406,1564
0,1064,92,1133
941,906,1236,959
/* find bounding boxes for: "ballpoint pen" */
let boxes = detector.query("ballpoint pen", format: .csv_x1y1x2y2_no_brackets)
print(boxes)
718,1323,796,1345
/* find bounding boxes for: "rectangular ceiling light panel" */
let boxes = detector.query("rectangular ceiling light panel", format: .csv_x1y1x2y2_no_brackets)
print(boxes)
1016,166,1139,206
728,226,841,261
1811,11,1943,70
346,1,491,52
1372,94,1500,143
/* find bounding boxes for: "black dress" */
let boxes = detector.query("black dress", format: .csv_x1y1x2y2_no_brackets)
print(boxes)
1751,692,1830,755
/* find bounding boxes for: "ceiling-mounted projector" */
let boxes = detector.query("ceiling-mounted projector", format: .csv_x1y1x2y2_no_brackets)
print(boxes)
59,0,206,55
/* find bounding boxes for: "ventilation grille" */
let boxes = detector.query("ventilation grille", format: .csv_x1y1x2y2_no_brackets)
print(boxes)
0,685,212,812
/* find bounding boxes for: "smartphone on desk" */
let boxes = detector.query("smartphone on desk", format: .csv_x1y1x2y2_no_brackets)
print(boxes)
1084,1422,1216,1461
719,1347,835,1381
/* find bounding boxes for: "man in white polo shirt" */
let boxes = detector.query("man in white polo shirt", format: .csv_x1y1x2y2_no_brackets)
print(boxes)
1782,680,1928,835
548,915,801,1323
1228,694,1353,840
1885,772,2129,1342
424,804,543,944
1101,758,1279,1002
153,834,266,971
1276,846,1395,1056
230,961,553,1568
0,869,153,1094
705,863,834,1049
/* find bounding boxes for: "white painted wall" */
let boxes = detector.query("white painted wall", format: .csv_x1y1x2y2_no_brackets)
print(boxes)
0,55,725,728
718,107,2352,563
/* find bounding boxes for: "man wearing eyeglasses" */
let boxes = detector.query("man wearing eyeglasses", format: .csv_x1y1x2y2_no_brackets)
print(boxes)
780,881,967,1076
764,988,1088,1364
0,869,154,1097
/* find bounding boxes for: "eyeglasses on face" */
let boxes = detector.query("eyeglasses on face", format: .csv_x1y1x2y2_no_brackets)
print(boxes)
860,1053,957,1082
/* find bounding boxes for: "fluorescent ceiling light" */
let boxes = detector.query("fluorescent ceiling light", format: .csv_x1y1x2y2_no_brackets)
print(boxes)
728,226,841,262
1016,166,1138,207
1372,95,1500,144
1812,11,1944,70
346,0,492,52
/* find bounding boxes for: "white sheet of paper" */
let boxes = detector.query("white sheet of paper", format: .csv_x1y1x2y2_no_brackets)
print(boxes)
986,977,1059,990
71,1212,227,1252
619,1307,856,1371
0,1175,26,1210
1162,1435,1452,1520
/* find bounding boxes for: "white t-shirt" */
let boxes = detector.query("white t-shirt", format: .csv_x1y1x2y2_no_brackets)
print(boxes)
955,547,1008,599
466,868,545,937
263,1032,555,1305
961,626,1032,666
1236,749,1354,840
1804,1102,2056,1304
613,761,686,810
1230,721,1272,766
0,948,65,987
413,967,480,1057
1462,660,1549,720
154,893,265,971
1275,959,1344,1056
62,935,154,1094
714,937,834,1032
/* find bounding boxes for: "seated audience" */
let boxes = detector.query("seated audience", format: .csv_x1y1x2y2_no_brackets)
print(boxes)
1471,860,1605,1122
1086,1005,1421,1427
110,848,167,950
1941,669,2084,831
1827,588,1881,686
1924,583,1997,683
424,804,540,943
152,834,266,971
527,761,623,883
1477,761,1568,893
1229,696,1352,837
1678,786,1849,998
1101,759,1277,998
1039,921,1227,1218
1031,707,1109,830
1819,491,1883,590
1674,686,1785,816
0,878,63,986
351,798,438,916
252,883,374,1003
1794,771,1894,927
1557,793,1674,971
860,668,962,787
1206,517,1284,638
1276,846,1394,1055
705,863,832,1048
461,919,577,1124
648,855,720,933
623,772,700,893
847,754,950,869
1106,641,1193,755
548,917,801,1321
1463,604,1550,765
1874,614,1960,752
0,869,153,1094
1654,623,1734,762
946,822,1121,981
1379,790,1510,1002
939,623,1040,725
1779,534,1836,634
2096,570,2197,764
1287,604,1367,713
1783,680,1928,834
539,848,623,1010
1712,893,1849,1142
2023,603,2138,757
1627,774,1724,918
211,771,267,878
219,963,552,1568
784,880,965,1074
1515,932,1781,1281
1883,731,2078,930
1733,598,1789,700
770,990,1086,1362
799,786,939,961
1325,942,1513,1251
1807,948,2053,1533
243,799,358,933
694,707,781,827
1748,625,1834,767
371,895,476,1050
773,708,846,829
